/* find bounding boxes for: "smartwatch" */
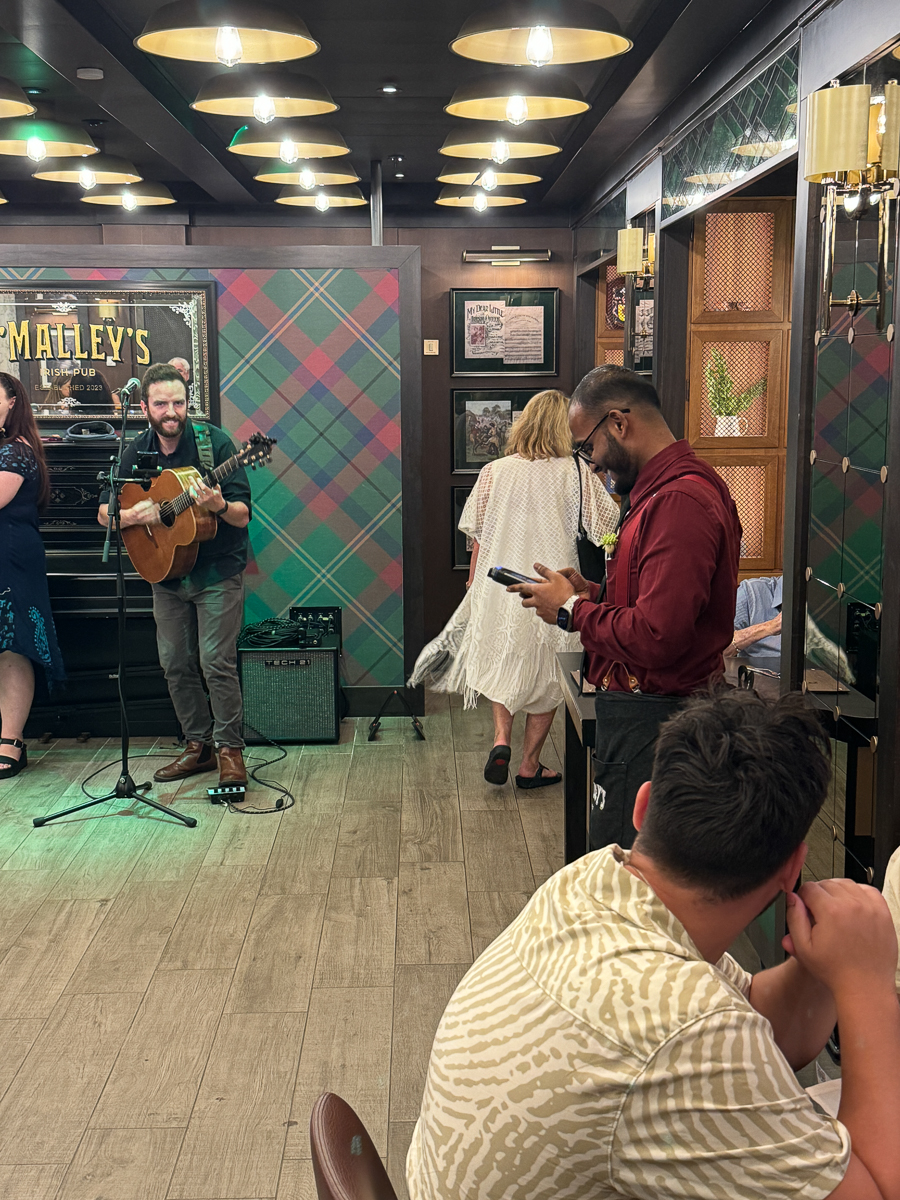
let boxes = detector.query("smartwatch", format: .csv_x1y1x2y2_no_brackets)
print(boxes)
556,594,577,631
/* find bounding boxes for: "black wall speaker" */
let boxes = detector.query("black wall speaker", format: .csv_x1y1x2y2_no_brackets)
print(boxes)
238,637,341,743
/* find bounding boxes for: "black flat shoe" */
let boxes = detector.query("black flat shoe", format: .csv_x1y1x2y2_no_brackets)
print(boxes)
515,763,561,790
0,737,27,781
484,744,511,785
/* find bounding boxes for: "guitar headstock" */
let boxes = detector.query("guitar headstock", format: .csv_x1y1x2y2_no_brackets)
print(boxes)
237,432,277,470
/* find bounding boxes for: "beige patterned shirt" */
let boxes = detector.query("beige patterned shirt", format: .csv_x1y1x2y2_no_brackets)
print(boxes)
407,846,850,1200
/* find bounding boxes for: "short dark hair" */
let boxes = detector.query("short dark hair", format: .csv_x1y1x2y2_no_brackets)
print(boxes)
571,365,661,415
141,362,187,406
638,690,831,899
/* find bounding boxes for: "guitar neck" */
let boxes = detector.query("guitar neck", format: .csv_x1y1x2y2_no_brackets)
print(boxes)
168,454,241,517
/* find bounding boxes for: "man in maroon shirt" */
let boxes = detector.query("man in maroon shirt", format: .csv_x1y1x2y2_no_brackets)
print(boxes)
515,366,741,850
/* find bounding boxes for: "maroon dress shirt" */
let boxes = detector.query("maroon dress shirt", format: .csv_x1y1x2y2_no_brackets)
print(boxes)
573,439,741,696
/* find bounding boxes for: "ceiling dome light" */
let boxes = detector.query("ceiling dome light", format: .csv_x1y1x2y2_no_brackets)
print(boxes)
525,25,553,66
440,122,560,160
450,1,631,66
253,156,359,185
436,160,542,186
81,181,176,206
276,183,367,207
279,138,299,163
135,0,318,63
252,93,276,123
0,116,98,158
0,77,36,119
506,94,528,124
192,70,337,120
229,119,349,158
446,67,588,122
435,184,526,207
33,154,142,185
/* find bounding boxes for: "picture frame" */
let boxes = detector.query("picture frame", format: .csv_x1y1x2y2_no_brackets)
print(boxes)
452,486,474,571
0,280,219,424
452,388,536,473
451,287,559,376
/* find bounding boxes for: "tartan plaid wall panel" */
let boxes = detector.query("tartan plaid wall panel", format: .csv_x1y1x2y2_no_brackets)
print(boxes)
4,264,405,687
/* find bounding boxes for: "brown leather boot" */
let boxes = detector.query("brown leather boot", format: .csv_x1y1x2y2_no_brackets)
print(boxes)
153,740,216,782
217,746,247,786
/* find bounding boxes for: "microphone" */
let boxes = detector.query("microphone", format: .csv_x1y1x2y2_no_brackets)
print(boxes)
119,377,141,399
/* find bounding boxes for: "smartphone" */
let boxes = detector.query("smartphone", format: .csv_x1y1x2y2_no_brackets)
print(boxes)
487,565,542,587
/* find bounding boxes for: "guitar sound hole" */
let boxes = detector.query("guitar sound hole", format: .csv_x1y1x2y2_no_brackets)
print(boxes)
160,507,176,529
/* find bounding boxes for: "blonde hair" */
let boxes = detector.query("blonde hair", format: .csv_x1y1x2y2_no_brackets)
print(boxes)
505,389,572,460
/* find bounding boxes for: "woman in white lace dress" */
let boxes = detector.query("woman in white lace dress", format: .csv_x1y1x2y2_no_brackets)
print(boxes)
456,390,618,788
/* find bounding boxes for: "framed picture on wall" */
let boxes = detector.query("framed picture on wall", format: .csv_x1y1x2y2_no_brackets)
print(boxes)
452,486,473,570
451,287,559,376
452,388,536,473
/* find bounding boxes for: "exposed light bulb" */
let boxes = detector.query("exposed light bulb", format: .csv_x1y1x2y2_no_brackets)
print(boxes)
473,189,488,213
526,25,553,67
121,190,138,212
315,191,330,212
843,191,861,214
298,165,316,190
506,94,529,125
215,25,243,67
252,93,276,124
26,136,46,163
78,166,97,190
279,138,299,164
490,138,510,164
869,190,883,206
479,167,498,191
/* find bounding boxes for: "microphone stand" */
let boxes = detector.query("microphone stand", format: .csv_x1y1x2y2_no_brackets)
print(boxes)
33,384,196,829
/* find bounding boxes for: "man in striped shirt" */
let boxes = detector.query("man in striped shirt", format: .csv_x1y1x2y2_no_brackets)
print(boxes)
408,691,900,1200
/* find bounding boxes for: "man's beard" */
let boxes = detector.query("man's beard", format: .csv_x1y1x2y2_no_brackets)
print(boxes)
148,412,186,442
600,431,640,495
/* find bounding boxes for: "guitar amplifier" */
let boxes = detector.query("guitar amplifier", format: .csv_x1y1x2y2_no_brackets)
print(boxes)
239,636,341,743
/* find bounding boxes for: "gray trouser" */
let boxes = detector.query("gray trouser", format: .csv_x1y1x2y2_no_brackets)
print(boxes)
152,573,244,748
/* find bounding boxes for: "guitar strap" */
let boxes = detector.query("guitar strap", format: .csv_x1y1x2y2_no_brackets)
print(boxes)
191,420,215,474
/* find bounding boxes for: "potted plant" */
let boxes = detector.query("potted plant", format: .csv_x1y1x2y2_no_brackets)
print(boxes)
704,349,767,436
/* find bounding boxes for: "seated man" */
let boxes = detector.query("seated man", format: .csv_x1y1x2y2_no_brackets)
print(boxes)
408,691,900,1200
727,573,783,657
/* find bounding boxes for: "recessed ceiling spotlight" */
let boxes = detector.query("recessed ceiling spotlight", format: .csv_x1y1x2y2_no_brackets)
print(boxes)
76,67,105,81
24,88,45,97
395,172,405,178
381,84,399,94
84,118,107,128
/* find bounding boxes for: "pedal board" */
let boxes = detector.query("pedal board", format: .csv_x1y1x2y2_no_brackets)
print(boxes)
207,783,246,805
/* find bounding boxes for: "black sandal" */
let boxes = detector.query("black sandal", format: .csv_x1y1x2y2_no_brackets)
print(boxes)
515,763,561,790
484,744,511,785
0,737,27,780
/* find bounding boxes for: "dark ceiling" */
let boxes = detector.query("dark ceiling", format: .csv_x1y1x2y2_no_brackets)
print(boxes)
0,0,785,218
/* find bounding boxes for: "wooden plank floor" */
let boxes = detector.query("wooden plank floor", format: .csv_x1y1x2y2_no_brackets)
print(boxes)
0,693,565,1200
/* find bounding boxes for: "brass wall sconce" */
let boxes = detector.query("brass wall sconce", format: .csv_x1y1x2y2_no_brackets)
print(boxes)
805,79,900,335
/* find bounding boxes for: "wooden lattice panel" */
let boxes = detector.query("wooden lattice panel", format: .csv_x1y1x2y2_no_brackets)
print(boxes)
700,339,770,437
602,347,624,366
703,211,774,313
713,463,767,558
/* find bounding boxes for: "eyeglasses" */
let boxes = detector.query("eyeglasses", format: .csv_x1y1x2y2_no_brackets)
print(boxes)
573,408,630,464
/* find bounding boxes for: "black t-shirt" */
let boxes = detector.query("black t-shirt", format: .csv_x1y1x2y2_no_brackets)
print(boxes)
101,421,252,589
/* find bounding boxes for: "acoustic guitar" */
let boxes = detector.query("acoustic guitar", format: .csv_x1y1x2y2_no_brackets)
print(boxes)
120,431,276,583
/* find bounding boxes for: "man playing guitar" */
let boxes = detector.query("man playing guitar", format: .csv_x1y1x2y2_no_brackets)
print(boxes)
98,362,252,791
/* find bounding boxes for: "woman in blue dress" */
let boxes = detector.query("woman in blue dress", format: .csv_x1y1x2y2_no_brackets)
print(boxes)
0,373,65,779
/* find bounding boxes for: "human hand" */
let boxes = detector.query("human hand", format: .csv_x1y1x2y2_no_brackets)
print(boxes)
558,566,591,600
189,480,226,512
508,563,576,625
783,880,899,1003
126,498,160,527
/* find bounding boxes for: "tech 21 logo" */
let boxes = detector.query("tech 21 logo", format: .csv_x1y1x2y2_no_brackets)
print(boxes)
0,319,151,363
264,659,311,668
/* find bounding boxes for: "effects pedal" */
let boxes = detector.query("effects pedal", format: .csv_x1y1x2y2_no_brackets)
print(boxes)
207,783,246,805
